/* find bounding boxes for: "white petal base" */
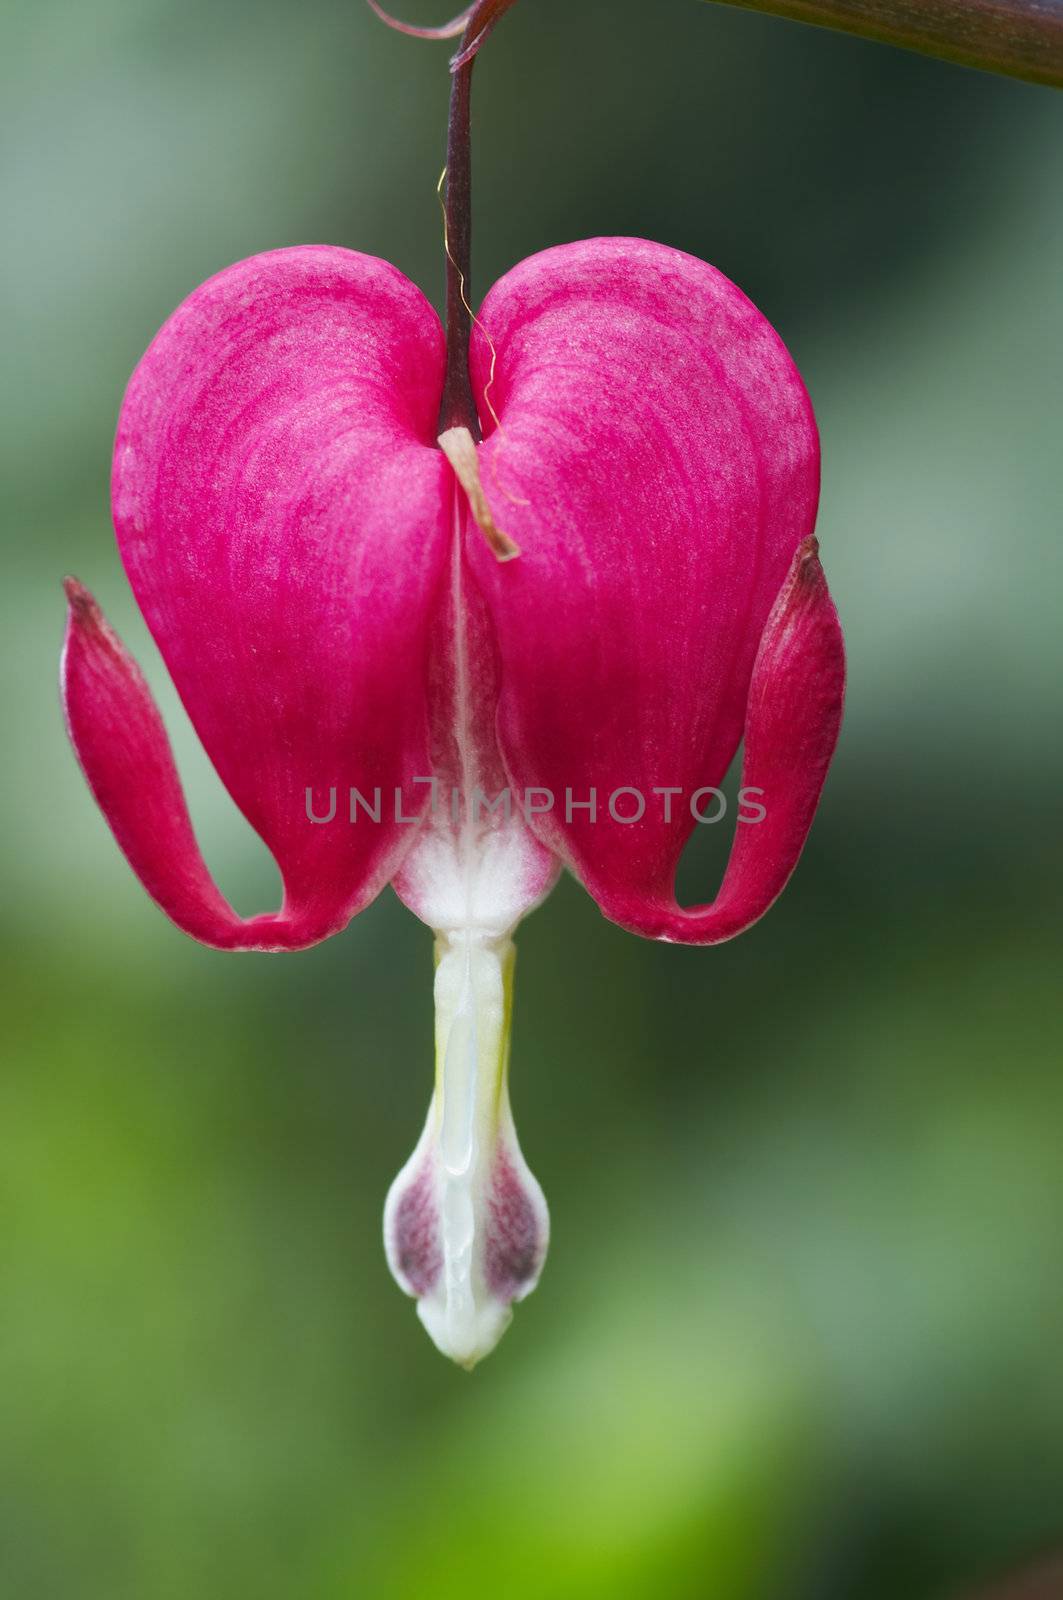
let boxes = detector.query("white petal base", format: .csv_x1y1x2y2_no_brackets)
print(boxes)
384,932,548,1368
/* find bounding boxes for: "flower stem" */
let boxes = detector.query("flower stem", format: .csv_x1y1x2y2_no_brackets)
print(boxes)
365,3,521,433
438,49,480,437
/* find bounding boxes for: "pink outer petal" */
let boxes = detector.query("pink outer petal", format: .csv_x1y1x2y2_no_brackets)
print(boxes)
465,236,838,938
110,247,450,934
62,581,326,949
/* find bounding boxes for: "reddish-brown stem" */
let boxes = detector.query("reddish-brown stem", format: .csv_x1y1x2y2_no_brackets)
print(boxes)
365,2,521,434
437,48,480,436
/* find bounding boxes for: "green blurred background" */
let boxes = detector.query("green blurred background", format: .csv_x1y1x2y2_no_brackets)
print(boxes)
3,1,1062,1595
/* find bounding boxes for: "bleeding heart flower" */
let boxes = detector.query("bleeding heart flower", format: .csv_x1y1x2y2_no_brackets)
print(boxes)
60,1,844,1368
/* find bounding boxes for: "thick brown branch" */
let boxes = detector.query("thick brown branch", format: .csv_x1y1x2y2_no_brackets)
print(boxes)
707,0,1063,86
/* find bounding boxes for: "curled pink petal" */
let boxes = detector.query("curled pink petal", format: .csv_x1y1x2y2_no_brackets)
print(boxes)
588,537,843,942
111,246,450,933
465,236,843,940
62,581,337,949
